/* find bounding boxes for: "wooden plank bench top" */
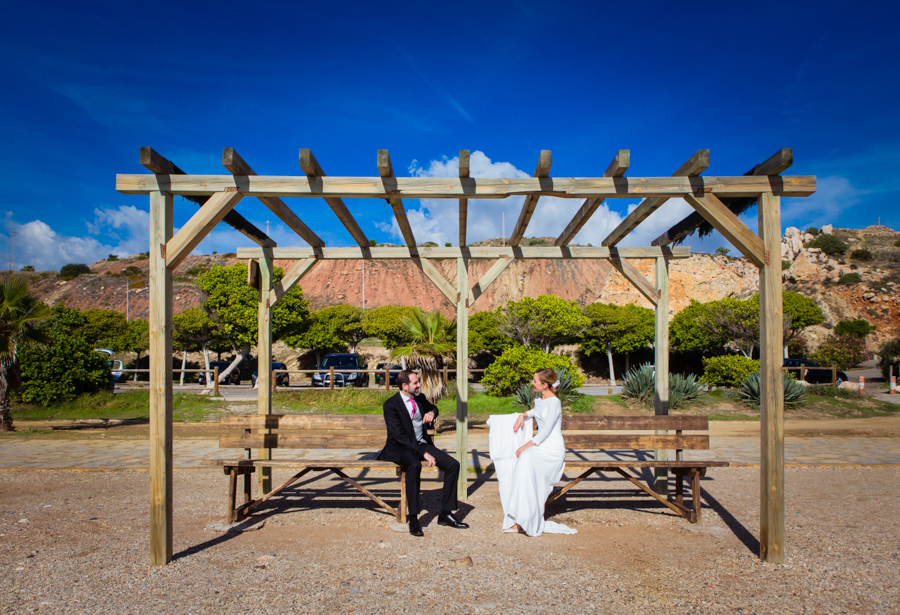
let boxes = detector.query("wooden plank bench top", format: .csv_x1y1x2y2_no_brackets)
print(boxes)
203,414,433,525
545,414,729,523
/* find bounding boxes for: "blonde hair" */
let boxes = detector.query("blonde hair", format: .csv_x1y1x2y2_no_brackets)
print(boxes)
535,368,559,395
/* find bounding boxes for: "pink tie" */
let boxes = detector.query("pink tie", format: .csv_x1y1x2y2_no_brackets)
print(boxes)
409,397,417,419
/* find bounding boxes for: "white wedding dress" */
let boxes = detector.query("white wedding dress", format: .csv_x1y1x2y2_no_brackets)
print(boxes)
502,396,576,536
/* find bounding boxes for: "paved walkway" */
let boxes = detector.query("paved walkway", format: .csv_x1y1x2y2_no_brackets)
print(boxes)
2,427,899,471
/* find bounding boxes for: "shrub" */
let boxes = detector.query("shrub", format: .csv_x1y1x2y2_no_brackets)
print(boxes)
782,260,791,271
107,254,119,261
809,234,849,257
740,371,807,408
837,273,860,285
807,385,855,399
834,319,875,338
20,265,34,272
58,263,92,280
700,355,760,388
878,337,900,379
895,239,900,248
806,227,819,237
850,248,874,261
788,333,809,358
481,346,583,397
715,247,730,256
129,280,144,289
810,334,868,370
621,363,703,409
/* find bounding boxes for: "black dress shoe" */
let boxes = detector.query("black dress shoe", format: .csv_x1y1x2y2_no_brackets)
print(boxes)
408,517,424,537
437,512,469,529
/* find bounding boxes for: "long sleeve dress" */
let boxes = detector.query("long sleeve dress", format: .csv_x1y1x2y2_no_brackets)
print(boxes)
503,396,576,536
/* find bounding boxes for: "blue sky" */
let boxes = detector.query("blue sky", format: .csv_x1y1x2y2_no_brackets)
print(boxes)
1,0,897,271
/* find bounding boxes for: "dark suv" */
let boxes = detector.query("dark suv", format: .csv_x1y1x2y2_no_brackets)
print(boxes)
783,358,847,385
198,361,242,385
252,362,290,387
313,353,369,387
374,363,403,386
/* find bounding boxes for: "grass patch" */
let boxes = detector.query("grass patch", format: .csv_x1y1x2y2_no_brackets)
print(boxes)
272,389,393,414
11,390,228,423
707,413,759,421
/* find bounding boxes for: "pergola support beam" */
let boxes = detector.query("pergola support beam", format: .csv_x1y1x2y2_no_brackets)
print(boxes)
378,150,417,249
608,256,657,306
456,257,469,500
556,150,629,246
271,257,318,307
413,257,457,304
235,246,691,260
508,150,552,247
223,148,324,248
602,150,709,247
299,149,370,249
683,193,765,267
257,249,274,497
165,191,244,269
459,150,470,247
468,256,514,307
653,256,670,495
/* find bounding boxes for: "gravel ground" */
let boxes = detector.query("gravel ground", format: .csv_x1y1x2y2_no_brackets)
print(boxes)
1,467,898,614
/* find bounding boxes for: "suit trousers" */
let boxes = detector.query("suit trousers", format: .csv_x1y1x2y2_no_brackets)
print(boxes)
388,443,460,517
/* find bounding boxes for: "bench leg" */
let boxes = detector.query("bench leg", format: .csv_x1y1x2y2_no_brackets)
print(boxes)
675,473,684,507
243,471,253,506
398,468,407,524
691,469,702,524
226,468,238,524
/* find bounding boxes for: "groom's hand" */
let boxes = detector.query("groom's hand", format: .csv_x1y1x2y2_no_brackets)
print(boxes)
423,452,437,467
423,411,435,424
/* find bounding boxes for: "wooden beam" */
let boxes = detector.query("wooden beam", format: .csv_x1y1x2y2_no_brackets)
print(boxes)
148,189,173,566
257,250,274,496
758,192,785,563
298,149,369,248
165,191,244,269
509,150,551,247
270,257,317,307
683,193,766,267
413,257,457,304
378,150,417,249
236,245,692,260
117,173,817,200
556,150,629,246
607,256,657,306
140,147,274,248
468,256,514,307
652,148,794,247
459,150,470,247
223,148,325,248
456,257,469,500
653,256,670,495
603,150,709,247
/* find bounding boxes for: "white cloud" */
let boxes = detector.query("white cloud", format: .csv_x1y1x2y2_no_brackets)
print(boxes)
782,175,865,229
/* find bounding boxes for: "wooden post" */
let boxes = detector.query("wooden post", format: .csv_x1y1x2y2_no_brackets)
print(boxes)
456,257,469,499
800,366,806,383
832,365,837,386
654,256,669,495
213,366,220,397
384,367,390,391
257,250,274,497
330,367,335,390
758,192,785,564
443,365,448,385
148,190,173,566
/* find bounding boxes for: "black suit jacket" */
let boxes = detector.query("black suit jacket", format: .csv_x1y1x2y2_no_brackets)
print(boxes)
377,392,438,460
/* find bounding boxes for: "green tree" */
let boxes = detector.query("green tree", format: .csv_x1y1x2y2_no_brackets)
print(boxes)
19,304,108,406
0,278,51,430
173,308,224,384
284,307,347,366
389,308,457,401
782,291,825,357
481,345,584,397
670,300,726,352
362,305,416,349
877,337,900,379
80,309,129,349
500,295,590,352
326,305,367,352
199,263,310,384
834,319,876,339
468,309,514,355
581,303,654,386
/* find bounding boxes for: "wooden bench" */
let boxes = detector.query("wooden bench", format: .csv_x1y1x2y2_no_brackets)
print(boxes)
202,414,433,524
547,415,728,523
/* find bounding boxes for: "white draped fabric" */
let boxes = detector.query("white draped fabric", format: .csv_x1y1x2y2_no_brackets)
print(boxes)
489,397,576,536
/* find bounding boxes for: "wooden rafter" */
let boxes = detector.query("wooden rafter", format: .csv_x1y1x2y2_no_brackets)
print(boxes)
378,150,417,249
413,257,456,303
682,192,766,267
270,257,317,307
556,150,629,247
458,150,470,247
298,149,370,249
119,173,815,199
468,256,514,307
140,147,274,248
602,150,710,247
509,150,551,247
652,149,794,247
223,148,325,248
165,191,244,269
236,245,691,260
607,256,657,306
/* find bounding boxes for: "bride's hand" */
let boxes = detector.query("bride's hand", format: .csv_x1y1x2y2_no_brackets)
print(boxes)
512,414,525,433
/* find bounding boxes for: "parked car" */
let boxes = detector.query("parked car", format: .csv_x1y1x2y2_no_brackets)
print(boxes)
374,363,403,386
95,349,126,384
783,358,847,385
252,362,290,387
313,353,369,387
198,361,242,386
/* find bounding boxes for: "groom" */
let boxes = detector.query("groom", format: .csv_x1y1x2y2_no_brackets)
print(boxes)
377,370,468,536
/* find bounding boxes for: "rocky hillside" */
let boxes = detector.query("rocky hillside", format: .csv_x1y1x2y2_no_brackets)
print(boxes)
20,226,900,350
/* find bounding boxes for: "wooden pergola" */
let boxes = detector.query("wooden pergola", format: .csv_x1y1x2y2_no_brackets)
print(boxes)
117,146,815,566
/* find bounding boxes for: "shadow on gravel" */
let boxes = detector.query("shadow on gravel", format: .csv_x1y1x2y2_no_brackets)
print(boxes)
701,488,760,557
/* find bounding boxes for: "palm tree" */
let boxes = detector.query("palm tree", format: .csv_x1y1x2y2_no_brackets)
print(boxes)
389,308,456,402
0,277,51,431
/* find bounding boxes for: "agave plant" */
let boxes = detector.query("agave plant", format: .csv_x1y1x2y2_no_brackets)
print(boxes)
621,363,705,409
512,382,537,411
740,371,808,408
389,308,456,402
668,372,703,409
554,366,583,408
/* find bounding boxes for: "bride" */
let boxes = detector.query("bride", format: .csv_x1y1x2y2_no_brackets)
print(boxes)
503,368,575,536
